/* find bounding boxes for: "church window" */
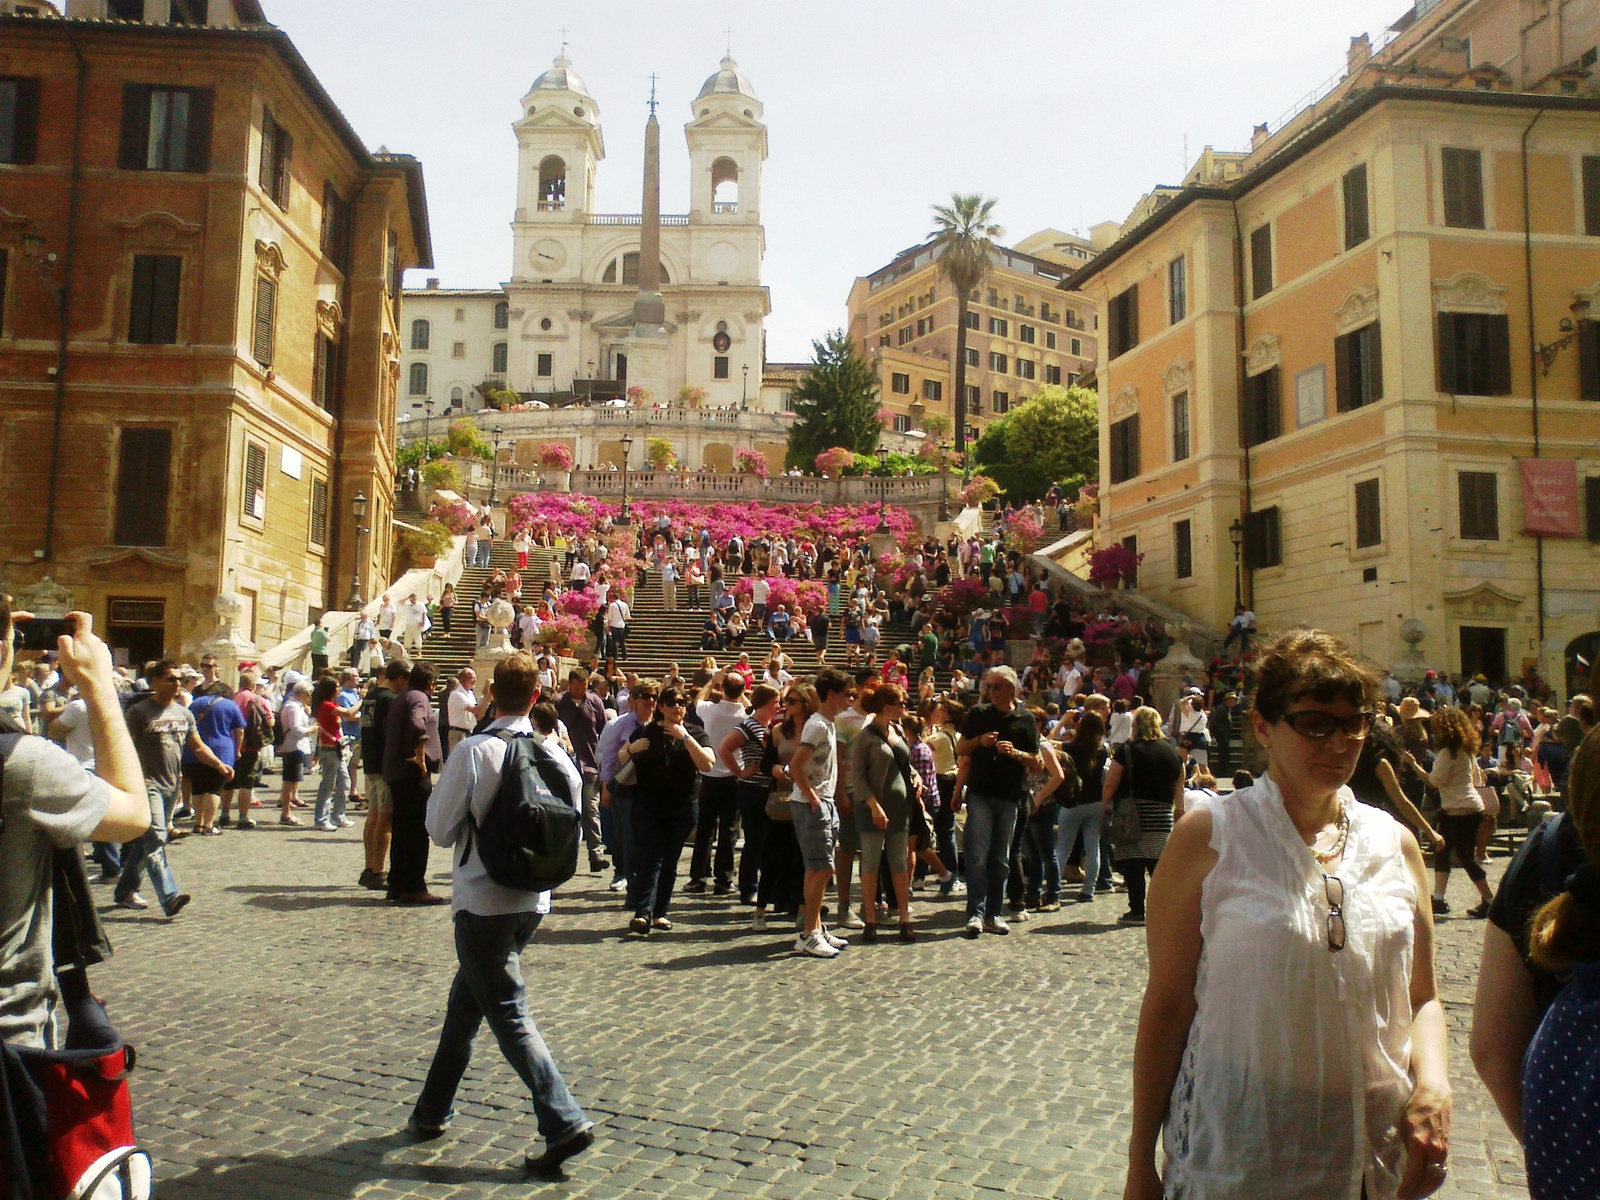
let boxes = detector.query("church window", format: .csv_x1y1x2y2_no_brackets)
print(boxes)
494,302,509,329
452,342,465,359
713,356,730,380
537,353,553,377
450,386,464,407
712,157,739,213
540,317,553,331
410,319,430,351
492,342,508,374
408,361,428,396
538,156,566,211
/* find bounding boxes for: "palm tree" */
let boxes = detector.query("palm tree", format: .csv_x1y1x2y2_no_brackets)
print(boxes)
931,193,1002,482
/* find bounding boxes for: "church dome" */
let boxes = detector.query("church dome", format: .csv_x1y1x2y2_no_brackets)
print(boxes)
696,55,758,102
530,52,594,102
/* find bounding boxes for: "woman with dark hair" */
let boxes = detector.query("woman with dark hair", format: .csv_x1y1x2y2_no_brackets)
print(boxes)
1125,629,1448,1200
1405,706,1493,918
761,686,815,932
617,684,714,936
1056,710,1108,905
927,698,964,888
851,684,916,942
1348,718,1440,850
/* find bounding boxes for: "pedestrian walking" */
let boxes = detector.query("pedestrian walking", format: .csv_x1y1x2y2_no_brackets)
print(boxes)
409,653,595,1174
384,661,445,905
1101,707,1184,926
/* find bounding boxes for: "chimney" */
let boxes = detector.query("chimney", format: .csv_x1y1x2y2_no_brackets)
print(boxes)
426,278,440,290
1251,123,1270,150
1348,33,1372,73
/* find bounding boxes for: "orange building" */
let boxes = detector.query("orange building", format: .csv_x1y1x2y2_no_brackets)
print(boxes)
0,2,430,662
1067,3,1600,695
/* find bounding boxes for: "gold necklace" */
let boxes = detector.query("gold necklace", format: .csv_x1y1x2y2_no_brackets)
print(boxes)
1310,800,1350,865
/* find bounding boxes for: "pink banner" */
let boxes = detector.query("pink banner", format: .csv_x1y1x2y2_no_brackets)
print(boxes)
1519,458,1580,537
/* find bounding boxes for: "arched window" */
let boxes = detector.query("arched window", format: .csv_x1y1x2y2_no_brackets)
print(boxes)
492,342,508,374
450,386,464,408
538,156,566,211
602,252,668,285
494,301,509,330
410,318,430,351
711,156,739,213
408,361,428,396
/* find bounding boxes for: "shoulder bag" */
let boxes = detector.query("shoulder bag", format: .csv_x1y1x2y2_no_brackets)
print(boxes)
1107,744,1145,850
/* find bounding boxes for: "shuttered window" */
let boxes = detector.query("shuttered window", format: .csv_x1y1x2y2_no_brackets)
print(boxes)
128,254,181,345
1354,478,1382,548
1584,157,1600,237
493,342,508,373
251,275,276,366
1578,320,1600,400
0,78,40,165
1437,313,1510,395
408,362,429,395
113,428,171,547
1587,477,1600,543
410,319,430,351
1441,148,1485,229
1109,414,1140,484
1335,322,1383,411
1108,285,1139,358
312,332,338,412
259,108,292,208
1250,224,1273,299
1171,391,1190,461
1343,164,1370,248
1458,471,1499,541
118,84,212,173
242,440,267,521
0,249,7,335
309,477,329,548
1242,367,1282,447
1174,519,1193,579
1243,506,1282,569
321,182,351,274
1168,256,1186,324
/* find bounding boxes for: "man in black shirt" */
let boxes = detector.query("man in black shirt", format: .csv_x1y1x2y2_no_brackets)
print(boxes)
359,660,408,889
955,665,1041,939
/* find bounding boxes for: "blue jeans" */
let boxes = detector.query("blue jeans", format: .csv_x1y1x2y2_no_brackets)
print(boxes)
315,743,350,826
475,542,493,568
736,779,771,901
90,842,122,876
114,785,181,912
413,911,589,1142
607,784,635,886
963,791,1019,921
1056,802,1103,900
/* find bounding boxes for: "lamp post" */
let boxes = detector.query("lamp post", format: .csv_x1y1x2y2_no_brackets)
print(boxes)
489,424,504,512
422,399,435,462
347,491,369,610
586,358,595,405
875,444,890,532
618,433,634,525
1228,517,1245,608
938,440,951,522
741,363,749,411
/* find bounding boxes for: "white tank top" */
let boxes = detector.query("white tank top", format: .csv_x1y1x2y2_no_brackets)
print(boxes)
1163,775,1417,1200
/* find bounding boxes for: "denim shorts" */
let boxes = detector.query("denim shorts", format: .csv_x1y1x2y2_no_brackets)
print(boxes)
790,798,838,871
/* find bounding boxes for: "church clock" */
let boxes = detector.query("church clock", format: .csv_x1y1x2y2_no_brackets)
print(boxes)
530,239,567,271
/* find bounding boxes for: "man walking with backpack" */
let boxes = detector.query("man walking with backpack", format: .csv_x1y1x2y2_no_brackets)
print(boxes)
410,652,594,1173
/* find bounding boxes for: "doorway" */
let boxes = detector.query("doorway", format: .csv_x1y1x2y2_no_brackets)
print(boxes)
1565,631,1600,701
1459,625,1507,684
106,597,168,670
1121,535,1138,590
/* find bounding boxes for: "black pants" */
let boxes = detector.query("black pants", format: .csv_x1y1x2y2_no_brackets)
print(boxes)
1434,811,1486,881
933,777,958,873
1122,857,1157,918
311,653,329,675
439,608,453,632
1212,733,1232,778
689,775,740,888
736,779,770,901
628,796,698,921
387,775,433,898
757,817,804,913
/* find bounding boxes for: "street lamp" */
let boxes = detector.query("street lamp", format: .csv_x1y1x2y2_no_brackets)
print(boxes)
422,399,435,462
741,363,749,411
489,424,504,511
618,433,634,525
1228,517,1245,608
875,444,890,532
586,358,595,405
938,440,951,522
347,491,369,611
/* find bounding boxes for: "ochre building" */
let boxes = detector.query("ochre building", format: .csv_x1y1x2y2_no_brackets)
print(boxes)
0,1,430,663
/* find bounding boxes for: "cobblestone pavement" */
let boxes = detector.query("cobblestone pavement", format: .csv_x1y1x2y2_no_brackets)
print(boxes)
93,808,1529,1200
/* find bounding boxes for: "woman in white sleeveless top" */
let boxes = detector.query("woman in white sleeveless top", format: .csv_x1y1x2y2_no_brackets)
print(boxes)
1124,630,1450,1200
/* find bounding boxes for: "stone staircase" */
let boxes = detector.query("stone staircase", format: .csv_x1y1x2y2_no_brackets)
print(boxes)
414,541,526,685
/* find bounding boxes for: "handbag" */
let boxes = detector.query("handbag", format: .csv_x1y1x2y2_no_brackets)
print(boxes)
1107,745,1144,850
613,756,639,788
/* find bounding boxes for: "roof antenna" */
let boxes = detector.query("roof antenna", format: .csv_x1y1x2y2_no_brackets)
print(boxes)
558,25,569,54
648,72,658,115
724,26,734,57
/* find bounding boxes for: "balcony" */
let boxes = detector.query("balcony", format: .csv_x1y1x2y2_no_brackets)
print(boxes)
587,213,692,226
1065,313,1087,331
712,201,739,214
498,466,939,508
536,199,565,212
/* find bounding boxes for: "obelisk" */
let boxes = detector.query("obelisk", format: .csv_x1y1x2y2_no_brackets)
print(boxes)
626,82,671,404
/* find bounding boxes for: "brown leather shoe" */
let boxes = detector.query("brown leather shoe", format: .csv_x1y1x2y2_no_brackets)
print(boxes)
390,891,449,906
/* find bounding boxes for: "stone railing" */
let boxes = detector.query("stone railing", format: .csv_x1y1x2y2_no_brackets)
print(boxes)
495,466,942,507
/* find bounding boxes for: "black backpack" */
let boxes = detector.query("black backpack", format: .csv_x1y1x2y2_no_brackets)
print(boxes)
459,732,580,893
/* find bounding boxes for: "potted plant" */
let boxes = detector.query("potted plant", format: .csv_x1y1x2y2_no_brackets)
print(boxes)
677,384,709,408
734,448,770,478
426,500,476,535
645,437,676,470
1088,543,1142,590
813,446,856,478
395,520,454,571
626,384,655,406
959,475,1001,508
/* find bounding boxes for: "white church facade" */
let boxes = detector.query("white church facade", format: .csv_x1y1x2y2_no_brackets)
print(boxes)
401,53,773,427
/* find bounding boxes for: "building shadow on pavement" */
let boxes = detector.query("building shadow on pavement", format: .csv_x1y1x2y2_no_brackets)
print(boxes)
166,1132,543,1198
242,894,392,912
1031,920,1125,936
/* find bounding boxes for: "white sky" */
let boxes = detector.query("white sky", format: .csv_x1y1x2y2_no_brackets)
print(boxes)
271,0,1408,361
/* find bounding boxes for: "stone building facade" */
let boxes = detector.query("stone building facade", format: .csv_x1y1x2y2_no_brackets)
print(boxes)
0,3,430,662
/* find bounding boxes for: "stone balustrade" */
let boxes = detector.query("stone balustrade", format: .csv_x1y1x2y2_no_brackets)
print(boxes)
495,465,944,507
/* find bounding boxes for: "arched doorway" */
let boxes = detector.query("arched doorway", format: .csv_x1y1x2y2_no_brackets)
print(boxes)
1565,631,1600,701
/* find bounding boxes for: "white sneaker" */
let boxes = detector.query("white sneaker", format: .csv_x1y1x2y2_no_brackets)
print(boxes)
820,925,848,949
963,916,983,939
839,908,866,930
750,911,767,931
337,816,356,828
315,820,337,832
797,930,839,958
608,878,628,892
984,917,1011,935
115,893,149,911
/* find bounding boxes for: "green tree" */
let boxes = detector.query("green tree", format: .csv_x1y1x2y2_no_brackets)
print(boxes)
972,384,1099,501
784,330,881,470
930,193,1002,479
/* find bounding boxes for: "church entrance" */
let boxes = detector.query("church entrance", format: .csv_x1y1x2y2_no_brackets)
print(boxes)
1565,631,1600,701
1459,625,1507,685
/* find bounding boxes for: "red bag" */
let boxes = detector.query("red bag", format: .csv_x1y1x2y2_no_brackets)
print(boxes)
3,1040,150,1200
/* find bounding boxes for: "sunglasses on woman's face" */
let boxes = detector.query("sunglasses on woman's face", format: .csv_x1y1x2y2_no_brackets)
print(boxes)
1280,710,1375,740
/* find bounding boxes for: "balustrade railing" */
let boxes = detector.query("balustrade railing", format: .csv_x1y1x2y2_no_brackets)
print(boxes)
497,466,939,507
